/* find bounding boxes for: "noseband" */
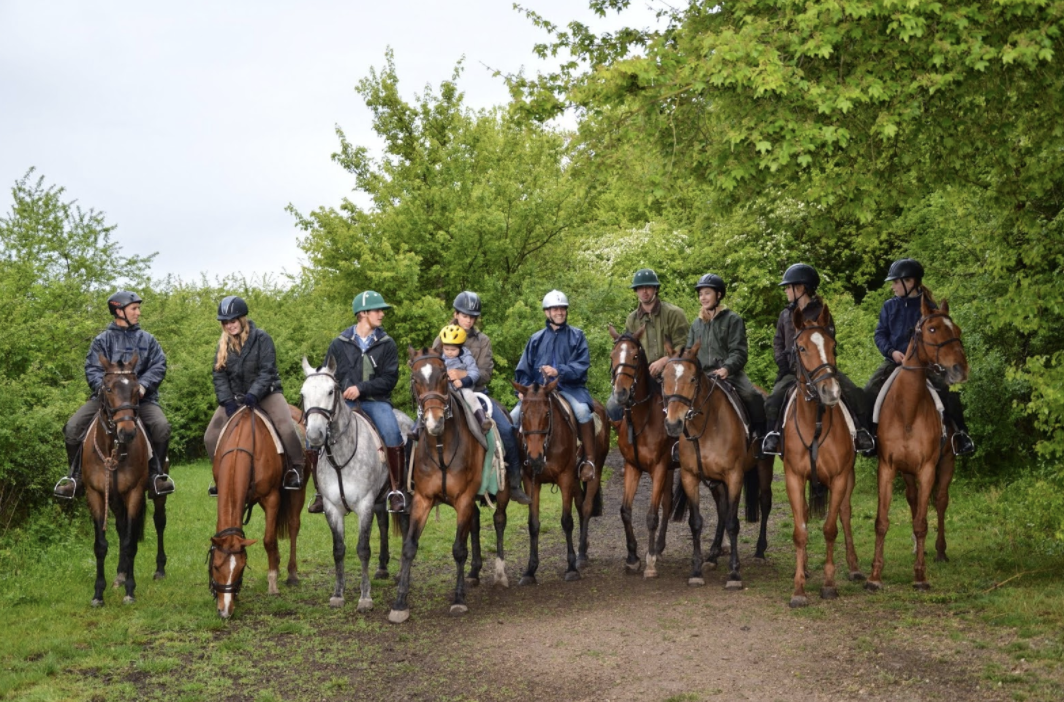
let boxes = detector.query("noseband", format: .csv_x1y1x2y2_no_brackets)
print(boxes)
610,337,650,409
100,369,140,435
519,392,555,469
793,326,839,402
207,526,248,596
662,358,714,423
911,312,963,376
410,356,453,421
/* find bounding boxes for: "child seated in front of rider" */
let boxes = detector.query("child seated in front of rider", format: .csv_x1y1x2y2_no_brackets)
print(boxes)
439,324,494,433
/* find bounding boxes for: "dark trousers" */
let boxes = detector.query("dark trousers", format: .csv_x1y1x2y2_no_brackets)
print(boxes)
864,359,968,431
64,397,171,446
721,372,766,425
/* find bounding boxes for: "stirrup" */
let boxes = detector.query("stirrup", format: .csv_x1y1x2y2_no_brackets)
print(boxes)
761,431,782,456
151,474,175,496
578,458,596,482
208,483,218,497
854,429,876,456
951,432,975,456
386,490,407,514
54,477,78,500
283,468,302,491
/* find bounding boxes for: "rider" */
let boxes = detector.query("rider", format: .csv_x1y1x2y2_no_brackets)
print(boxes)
54,290,175,499
437,324,494,432
204,296,304,496
684,274,766,445
864,258,975,456
431,292,531,505
511,290,598,482
607,268,690,422
762,264,876,456
317,290,407,513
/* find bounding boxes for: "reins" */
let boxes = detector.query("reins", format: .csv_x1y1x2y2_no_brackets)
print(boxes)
207,526,248,596
303,372,361,513
663,357,724,490
610,335,655,472
410,355,462,502
789,325,842,491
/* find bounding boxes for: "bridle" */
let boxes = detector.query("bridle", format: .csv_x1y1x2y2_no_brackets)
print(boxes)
301,372,362,512
409,355,453,422
519,390,556,472
907,311,963,376
207,526,248,596
610,336,651,409
792,325,839,402
98,368,141,436
662,354,723,488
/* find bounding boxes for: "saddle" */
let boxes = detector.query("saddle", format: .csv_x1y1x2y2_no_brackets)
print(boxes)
214,408,284,455
711,377,754,441
872,366,946,438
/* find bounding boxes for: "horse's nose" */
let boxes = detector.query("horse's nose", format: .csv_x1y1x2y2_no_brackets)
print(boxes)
951,364,968,383
613,387,629,405
664,419,682,437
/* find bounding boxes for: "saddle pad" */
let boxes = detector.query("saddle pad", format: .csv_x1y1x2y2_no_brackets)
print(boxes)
781,385,858,437
872,367,946,437
713,378,752,440
215,408,283,456
450,386,489,450
350,409,388,468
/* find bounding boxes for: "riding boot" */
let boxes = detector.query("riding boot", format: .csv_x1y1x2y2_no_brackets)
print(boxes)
853,411,876,456
761,415,783,456
945,392,975,456
501,424,531,505
577,420,597,482
385,445,407,513
54,442,83,499
306,449,324,513
149,440,175,496
474,407,494,434
751,421,766,459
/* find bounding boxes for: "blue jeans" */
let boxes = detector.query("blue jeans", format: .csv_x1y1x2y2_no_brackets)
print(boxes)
490,399,520,472
348,399,402,447
511,390,591,425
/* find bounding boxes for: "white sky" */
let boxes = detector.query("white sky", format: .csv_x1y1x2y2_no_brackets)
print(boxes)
1,1,659,282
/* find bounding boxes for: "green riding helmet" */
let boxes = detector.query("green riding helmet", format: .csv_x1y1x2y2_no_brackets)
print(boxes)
630,268,661,289
352,290,392,315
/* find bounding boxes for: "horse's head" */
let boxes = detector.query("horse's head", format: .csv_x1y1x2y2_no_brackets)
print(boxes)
512,379,557,473
98,353,141,444
913,298,968,384
208,526,257,620
609,324,646,406
661,340,701,437
300,355,339,449
409,346,450,436
792,304,841,406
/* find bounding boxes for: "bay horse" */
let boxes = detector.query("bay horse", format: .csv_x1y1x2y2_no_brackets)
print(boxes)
660,341,771,590
867,297,968,591
388,348,509,624
510,379,608,584
781,304,863,607
301,356,400,612
208,404,306,619
83,354,152,606
608,325,676,578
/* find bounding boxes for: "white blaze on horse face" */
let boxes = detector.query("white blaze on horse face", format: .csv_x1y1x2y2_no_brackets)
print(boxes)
672,363,686,383
943,317,955,332
221,554,236,613
419,364,433,383
810,332,828,366
618,344,628,370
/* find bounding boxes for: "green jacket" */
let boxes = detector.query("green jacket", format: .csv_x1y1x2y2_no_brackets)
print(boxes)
625,299,690,363
685,309,749,377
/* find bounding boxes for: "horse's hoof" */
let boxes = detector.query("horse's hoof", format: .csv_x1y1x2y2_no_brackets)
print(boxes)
864,580,883,592
329,597,345,608
286,575,300,587
643,569,658,580
153,571,166,581
449,604,468,616
465,577,480,588
518,575,537,586
688,577,705,587
576,557,590,570
913,581,931,591
789,595,809,608
494,559,509,589
624,558,642,574
848,571,867,582
725,580,743,591
935,553,949,563
356,598,374,613
563,570,581,582
123,595,135,605
388,609,410,624
90,598,104,608
820,587,838,600
374,569,389,581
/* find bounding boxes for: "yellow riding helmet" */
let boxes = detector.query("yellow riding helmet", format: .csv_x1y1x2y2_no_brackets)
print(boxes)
439,324,467,345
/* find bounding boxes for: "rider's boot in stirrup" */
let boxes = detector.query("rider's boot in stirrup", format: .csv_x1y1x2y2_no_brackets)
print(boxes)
54,442,83,499
761,424,783,456
305,448,324,513
282,459,302,490
506,426,531,505
577,420,597,482
385,445,407,513
854,414,876,456
149,440,175,497
474,407,494,434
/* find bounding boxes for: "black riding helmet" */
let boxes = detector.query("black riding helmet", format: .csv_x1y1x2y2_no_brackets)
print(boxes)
694,273,726,299
452,290,482,317
107,290,143,317
884,258,924,282
779,263,820,293
217,295,249,321
630,268,661,288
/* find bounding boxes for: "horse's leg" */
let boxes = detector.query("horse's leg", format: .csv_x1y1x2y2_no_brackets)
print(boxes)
724,472,743,590
866,461,896,591
450,494,475,615
286,492,302,587
576,476,596,570
840,467,865,581
619,462,642,573
388,493,431,624
784,467,810,607
705,481,727,566
355,502,376,612
643,463,669,579
912,465,935,590
467,501,483,586
88,491,108,606
123,491,144,603
152,496,167,580
562,480,579,582
657,467,673,556
519,483,541,586
820,473,848,600
755,457,773,560
902,472,918,553
113,503,130,589
325,501,347,607
682,470,705,586
492,498,509,588
374,501,390,580
262,492,281,595
934,454,956,562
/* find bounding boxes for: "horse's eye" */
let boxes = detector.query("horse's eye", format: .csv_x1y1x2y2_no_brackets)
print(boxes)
798,346,806,353
929,326,936,333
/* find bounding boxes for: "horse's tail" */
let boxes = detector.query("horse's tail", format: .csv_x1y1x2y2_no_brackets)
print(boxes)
809,480,828,519
390,513,402,537
670,473,689,522
276,489,293,540
744,466,760,523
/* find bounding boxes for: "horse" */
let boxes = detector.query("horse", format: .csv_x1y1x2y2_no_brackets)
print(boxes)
300,356,400,612
510,379,609,584
607,325,676,578
780,303,863,607
208,404,306,619
388,348,509,624
867,297,969,591
660,341,771,590
83,354,152,606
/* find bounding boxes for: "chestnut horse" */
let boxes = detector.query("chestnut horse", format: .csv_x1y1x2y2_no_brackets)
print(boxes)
661,341,771,589
607,325,676,578
208,406,306,619
83,354,151,606
781,304,863,607
388,348,510,624
510,379,608,584
867,297,969,591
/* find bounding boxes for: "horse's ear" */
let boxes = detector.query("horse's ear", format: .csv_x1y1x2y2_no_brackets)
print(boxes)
608,323,620,341
241,538,257,548
128,353,139,370
511,380,528,395
407,346,419,366
683,340,701,360
664,339,675,357
326,355,337,374
815,303,831,327
544,379,559,394
98,353,111,370
792,304,806,330
302,356,315,376
633,325,646,341
940,299,950,315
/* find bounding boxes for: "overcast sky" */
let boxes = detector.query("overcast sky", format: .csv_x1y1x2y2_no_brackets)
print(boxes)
0,1,659,283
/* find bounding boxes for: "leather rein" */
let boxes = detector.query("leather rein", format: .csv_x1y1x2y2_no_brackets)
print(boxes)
663,356,722,490
790,325,842,491
303,372,363,513
610,336,655,472
410,355,463,502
